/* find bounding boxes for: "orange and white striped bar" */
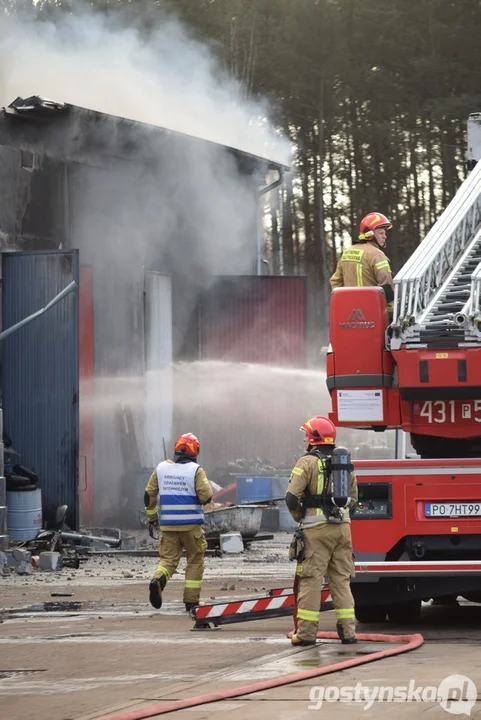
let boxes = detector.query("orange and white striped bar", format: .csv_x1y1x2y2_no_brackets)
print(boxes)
192,587,333,628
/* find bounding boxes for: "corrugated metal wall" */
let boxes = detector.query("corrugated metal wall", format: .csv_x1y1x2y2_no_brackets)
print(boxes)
2,250,80,529
144,271,173,468
175,276,309,472
0,146,66,252
79,265,95,525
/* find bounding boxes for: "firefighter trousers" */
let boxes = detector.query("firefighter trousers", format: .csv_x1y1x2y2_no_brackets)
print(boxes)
294,522,356,642
152,525,208,604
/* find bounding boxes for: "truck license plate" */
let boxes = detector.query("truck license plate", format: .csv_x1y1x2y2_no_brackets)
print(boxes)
425,502,481,517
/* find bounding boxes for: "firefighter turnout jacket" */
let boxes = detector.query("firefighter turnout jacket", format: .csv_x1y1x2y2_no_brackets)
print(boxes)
287,451,358,645
329,241,392,291
287,453,358,528
144,459,213,531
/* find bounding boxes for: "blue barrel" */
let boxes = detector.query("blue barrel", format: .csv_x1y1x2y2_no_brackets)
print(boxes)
7,489,42,541
236,476,273,504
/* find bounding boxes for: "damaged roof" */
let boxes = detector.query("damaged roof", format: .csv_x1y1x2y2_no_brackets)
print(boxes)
3,95,289,175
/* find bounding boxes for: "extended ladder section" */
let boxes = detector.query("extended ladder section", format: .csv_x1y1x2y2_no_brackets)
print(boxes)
391,160,481,349
468,262,481,330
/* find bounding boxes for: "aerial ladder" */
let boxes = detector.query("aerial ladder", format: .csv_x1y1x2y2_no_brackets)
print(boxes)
325,113,481,622
195,116,481,630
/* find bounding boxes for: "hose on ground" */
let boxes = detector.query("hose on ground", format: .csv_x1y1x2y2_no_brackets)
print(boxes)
99,630,424,720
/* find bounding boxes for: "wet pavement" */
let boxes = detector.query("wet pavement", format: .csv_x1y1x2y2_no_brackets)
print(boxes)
2,605,481,720
1,534,481,719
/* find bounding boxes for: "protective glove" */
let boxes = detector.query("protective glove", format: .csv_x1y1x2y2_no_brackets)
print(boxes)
148,518,159,539
288,527,306,562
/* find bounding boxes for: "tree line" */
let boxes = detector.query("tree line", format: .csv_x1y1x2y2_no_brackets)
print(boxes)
4,0,481,346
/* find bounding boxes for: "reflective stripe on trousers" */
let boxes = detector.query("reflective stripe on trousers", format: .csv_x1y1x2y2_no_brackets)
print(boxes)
335,607,355,620
297,607,320,623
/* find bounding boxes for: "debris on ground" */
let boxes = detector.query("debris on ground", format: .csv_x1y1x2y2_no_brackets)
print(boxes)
0,533,293,588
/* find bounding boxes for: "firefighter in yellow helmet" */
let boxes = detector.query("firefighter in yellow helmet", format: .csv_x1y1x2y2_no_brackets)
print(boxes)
330,212,394,308
144,432,213,612
285,416,358,646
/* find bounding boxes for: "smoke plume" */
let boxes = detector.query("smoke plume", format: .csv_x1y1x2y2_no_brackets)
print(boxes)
0,5,289,164
0,6,392,529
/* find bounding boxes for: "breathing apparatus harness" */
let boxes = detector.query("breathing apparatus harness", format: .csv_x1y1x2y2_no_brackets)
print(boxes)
287,445,354,562
301,446,353,523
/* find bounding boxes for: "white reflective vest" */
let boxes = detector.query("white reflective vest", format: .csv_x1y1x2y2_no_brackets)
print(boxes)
157,460,204,526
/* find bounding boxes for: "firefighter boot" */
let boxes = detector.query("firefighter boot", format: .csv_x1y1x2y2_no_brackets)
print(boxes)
291,634,317,647
336,622,357,644
185,600,206,613
149,576,166,609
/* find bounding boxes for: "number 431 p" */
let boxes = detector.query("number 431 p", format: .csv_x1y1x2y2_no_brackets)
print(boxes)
419,400,481,423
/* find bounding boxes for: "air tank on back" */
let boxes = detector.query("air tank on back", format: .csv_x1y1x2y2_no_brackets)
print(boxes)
330,446,352,509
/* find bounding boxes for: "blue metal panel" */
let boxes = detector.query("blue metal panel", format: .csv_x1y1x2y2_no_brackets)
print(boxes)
236,477,273,504
2,250,79,529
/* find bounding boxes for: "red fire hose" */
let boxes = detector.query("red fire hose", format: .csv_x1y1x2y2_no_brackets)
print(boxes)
99,630,424,720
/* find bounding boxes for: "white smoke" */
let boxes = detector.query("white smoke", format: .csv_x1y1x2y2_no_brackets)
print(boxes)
0,4,300,526
0,6,289,164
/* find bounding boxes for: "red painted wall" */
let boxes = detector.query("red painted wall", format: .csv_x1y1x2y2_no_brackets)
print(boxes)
193,276,309,471
200,276,307,366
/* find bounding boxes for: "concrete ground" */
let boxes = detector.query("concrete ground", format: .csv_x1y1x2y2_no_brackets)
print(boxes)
1,534,481,719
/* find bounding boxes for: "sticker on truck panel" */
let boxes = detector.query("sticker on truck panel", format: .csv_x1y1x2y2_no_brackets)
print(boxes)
414,400,481,424
337,389,383,422
425,502,481,517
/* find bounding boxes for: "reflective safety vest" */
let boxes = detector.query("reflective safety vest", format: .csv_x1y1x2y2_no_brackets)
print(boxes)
337,246,391,287
329,242,392,293
157,460,204,526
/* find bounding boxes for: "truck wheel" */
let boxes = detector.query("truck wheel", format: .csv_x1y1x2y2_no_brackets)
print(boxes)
355,605,387,623
387,599,421,624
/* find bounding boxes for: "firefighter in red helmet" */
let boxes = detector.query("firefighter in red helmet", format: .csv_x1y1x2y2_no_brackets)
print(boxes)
285,416,359,646
330,212,394,306
144,432,213,612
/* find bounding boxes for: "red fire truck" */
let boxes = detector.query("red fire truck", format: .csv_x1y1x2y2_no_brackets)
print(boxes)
326,116,481,622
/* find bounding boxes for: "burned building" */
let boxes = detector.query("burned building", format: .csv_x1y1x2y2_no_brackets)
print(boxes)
0,97,309,529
